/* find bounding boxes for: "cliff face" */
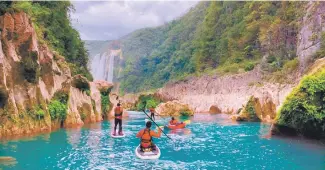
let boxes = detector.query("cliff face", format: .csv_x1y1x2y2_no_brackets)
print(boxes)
297,2,325,73
156,68,294,122
0,12,110,138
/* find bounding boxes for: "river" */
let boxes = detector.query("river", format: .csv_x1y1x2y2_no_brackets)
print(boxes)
0,112,324,170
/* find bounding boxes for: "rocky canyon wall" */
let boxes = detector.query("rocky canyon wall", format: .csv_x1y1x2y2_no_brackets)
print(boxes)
156,68,295,122
0,12,111,138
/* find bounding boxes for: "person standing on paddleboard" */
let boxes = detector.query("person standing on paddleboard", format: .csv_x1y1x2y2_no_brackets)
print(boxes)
136,121,161,151
113,103,123,136
149,108,156,121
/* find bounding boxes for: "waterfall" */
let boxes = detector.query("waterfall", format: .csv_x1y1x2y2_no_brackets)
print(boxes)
107,52,115,82
89,51,116,83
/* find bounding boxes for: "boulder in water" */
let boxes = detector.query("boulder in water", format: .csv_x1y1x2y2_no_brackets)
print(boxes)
0,156,17,166
209,105,221,114
233,95,276,122
155,100,194,116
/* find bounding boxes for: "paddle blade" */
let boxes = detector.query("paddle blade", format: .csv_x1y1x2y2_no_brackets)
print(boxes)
157,126,164,130
183,120,191,124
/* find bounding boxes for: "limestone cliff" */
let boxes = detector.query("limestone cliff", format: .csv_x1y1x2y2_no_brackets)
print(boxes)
0,12,111,138
156,67,294,121
297,2,325,73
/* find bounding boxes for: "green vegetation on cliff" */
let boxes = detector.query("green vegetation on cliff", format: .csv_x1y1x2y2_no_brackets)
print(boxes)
0,1,93,80
100,87,112,117
276,68,325,139
49,91,69,121
118,1,305,93
135,94,162,111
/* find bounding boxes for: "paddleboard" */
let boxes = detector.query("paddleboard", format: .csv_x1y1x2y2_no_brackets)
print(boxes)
110,130,125,138
135,145,161,160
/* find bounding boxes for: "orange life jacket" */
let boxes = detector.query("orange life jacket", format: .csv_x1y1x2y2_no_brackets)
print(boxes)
169,120,178,125
141,128,152,148
114,106,123,118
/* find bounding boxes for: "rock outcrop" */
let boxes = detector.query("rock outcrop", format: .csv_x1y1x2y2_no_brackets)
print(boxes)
119,93,140,110
0,12,112,138
232,96,276,122
209,105,221,114
155,100,194,116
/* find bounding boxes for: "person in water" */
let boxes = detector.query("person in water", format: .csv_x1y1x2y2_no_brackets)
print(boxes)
169,117,183,126
149,108,156,121
136,121,161,151
113,103,123,136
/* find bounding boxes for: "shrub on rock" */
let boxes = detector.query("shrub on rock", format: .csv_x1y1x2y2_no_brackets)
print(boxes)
275,69,325,140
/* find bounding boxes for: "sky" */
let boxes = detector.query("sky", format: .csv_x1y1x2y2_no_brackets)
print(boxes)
71,1,198,40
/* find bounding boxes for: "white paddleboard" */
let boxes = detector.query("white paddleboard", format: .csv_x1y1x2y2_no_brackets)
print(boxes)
135,145,161,160
110,130,125,138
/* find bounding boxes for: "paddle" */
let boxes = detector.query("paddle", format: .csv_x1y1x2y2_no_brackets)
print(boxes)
142,101,172,140
183,120,191,124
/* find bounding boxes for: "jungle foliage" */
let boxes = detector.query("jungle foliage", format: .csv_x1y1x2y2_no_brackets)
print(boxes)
118,1,305,93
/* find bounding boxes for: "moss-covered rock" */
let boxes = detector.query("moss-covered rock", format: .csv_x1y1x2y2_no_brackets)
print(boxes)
155,100,194,116
0,87,8,108
20,51,40,83
232,95,276,122
236,96,261,121
273,68,325,140
71,75,90,95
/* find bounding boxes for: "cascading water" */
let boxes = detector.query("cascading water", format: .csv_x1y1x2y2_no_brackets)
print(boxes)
90,51,116,83
107,52,115,82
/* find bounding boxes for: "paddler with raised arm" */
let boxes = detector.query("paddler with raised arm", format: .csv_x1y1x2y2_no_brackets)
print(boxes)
136,121,161,151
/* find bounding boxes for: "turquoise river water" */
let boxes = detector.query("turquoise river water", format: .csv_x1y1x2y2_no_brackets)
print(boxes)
0,112,325,170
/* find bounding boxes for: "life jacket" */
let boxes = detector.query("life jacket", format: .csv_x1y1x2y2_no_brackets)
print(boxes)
169,120,177,125
141,128,152,148
114,106,122,118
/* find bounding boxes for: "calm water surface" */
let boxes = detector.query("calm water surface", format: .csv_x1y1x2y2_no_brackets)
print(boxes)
0,112,324,170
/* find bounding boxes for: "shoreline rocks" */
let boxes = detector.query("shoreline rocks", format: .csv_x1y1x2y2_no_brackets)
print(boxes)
155,100,194,116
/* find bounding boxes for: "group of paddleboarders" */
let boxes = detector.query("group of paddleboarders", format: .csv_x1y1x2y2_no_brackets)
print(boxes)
112,103,182,152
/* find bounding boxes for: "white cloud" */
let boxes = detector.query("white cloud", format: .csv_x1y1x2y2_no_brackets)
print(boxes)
71,1,198,40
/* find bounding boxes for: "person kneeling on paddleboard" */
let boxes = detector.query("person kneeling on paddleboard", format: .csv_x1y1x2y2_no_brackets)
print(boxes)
136,121,161,152
113,103,123,136
169,117,183,126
